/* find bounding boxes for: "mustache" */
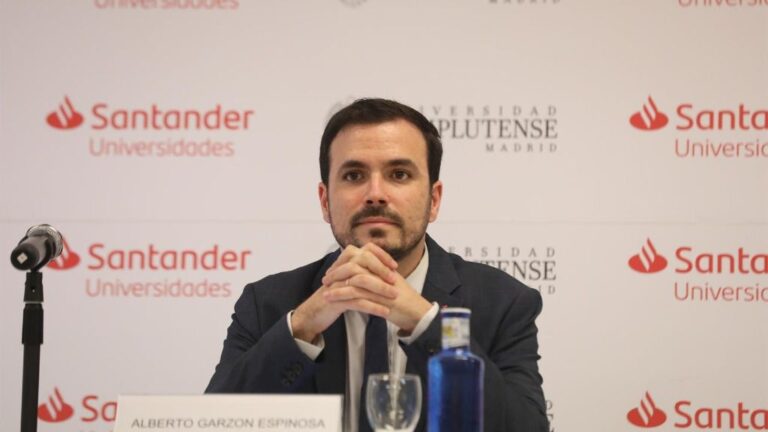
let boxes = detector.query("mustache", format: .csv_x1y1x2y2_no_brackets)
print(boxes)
351,207,404,227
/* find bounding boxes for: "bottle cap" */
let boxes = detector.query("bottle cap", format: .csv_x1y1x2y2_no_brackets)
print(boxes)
440,307,471,318
441,308,470,348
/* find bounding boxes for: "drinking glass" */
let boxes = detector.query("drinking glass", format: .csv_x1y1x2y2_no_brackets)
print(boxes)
366,373,422,432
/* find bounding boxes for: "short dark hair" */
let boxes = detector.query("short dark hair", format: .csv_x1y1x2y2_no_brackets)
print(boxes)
320,98,443,185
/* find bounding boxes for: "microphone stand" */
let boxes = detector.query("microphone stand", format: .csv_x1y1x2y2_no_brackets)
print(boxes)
21,271,43,432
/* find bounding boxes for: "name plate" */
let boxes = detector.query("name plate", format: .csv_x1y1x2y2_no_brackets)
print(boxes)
114,394,342,432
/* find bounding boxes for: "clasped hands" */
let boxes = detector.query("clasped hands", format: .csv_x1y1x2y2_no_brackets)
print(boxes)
291,243,432,344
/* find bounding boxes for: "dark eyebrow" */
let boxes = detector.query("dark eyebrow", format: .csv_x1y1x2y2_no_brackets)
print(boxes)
339,159,416,169
337,158,419,172
338,160,367,171
386,159,418,170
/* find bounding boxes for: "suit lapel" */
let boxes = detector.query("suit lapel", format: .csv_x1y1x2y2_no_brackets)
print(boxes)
311,250,348,395
421,235,463,309
406,235,463,378
314,318,348,394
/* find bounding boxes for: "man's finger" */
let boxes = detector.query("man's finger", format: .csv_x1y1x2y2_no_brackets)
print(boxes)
323,285,394,304
325,244,361,274
337,299,390,318
362,243,398,270
323,258,397,286
327,243,397,276
324,276,397,300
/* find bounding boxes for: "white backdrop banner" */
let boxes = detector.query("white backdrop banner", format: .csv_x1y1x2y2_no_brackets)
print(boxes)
1,1,766,431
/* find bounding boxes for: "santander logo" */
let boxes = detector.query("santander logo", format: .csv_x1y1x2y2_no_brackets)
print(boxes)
629,239,767,275
45,237,250,272
630,96,669,131
630,95,768,132
46,96,84,130
627,392,667,428
629,239,668,273
627,391,768,430
38,387,75,423
48,237,81,270
37,387,119,424
45,95,253,131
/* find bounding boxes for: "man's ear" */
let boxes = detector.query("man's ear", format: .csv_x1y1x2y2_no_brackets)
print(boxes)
428,180,443,222
318,182,331,223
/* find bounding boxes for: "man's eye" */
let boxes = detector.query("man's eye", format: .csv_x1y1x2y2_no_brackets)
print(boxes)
392,170,410,181
342,171,363,182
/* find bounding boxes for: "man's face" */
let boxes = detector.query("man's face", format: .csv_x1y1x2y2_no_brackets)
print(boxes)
319,119,442,261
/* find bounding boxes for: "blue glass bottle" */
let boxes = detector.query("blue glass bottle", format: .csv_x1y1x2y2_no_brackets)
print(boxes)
427,308,484,432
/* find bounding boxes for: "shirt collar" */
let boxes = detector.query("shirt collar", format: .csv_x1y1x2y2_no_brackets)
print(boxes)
405,242,429,295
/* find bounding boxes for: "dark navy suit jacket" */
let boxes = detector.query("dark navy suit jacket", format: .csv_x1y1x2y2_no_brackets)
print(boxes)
206,236,548,431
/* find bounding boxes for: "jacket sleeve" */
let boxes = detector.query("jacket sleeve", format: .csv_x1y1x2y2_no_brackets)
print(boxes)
478,287,548,432
204,284,318,393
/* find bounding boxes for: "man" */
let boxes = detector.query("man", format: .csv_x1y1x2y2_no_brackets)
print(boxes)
206,98,548,432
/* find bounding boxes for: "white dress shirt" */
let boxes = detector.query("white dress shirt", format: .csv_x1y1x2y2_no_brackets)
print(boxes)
287,245,438,432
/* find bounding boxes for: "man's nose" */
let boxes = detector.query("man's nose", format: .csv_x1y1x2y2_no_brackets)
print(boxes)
365,174,387,206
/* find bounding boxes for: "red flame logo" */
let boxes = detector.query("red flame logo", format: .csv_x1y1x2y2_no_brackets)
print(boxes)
38,387,75,423
629,96,669,131
627,392,667,428
628,239,668,273
46,96,84,130
48,237,80,270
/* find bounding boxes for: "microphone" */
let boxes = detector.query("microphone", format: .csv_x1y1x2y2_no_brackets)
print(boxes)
10,224,64,271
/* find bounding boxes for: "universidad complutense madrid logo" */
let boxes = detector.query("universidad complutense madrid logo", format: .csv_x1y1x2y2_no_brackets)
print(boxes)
628,392,667,428
630,96,669,131
38,387,75,423
628,239,668,273
47,236,81,270
46,96,84,130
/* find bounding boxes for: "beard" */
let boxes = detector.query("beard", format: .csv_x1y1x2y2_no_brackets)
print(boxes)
329,203,430,262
